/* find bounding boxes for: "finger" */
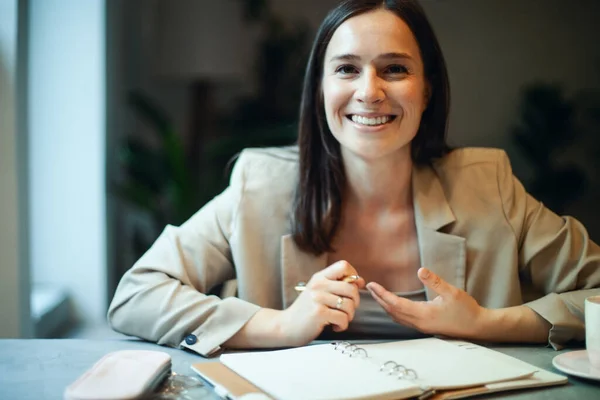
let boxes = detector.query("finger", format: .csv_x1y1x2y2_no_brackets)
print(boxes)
311,291,356,320
367,283,422,318
309,277,360,307
324,280,361,308
320,260,359,281
368,288,413,324
418,267,454,297
324,293,355,320
365,282,402,308
369,289,423,328
326,308,350,332
371,299,419,329
352,276,367,290
310,290,356,320
367,285,394,314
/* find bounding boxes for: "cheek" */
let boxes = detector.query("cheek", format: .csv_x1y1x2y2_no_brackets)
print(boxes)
322,80,349,117
401,83,427,113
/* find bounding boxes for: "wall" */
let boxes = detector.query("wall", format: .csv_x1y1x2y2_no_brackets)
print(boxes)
0,0,31,338
420,0,600,237
28,0,107,324
421,0,600,151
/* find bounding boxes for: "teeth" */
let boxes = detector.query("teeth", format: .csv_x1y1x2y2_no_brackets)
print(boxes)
351,115,392,126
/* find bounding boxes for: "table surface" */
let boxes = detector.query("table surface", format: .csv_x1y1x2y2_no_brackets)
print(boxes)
1,338,599,400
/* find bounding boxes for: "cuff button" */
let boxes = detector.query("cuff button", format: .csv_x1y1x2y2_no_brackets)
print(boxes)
184,334,197,345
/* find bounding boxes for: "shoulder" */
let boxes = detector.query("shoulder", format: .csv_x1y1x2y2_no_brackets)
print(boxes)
432,147,513,184
434,147,509,170
430,147,518,220
227,147,298,234
235,145,299,165
230,146,299,192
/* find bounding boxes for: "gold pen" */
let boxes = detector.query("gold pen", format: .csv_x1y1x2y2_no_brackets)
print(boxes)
294,275,361,293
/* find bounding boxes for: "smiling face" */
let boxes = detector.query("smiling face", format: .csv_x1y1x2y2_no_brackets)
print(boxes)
321,8,429,162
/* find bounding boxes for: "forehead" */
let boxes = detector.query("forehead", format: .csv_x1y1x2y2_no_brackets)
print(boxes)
325,9,421,60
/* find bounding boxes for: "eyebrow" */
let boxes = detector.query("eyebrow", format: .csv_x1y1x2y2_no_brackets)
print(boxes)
329,52,414,63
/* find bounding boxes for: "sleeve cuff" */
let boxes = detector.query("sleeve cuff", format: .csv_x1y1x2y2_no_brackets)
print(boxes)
179,297,261,357
524,293,585,350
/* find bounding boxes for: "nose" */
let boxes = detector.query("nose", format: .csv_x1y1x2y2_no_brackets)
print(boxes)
355,69,384,104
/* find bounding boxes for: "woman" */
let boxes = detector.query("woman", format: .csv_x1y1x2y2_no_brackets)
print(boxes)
108,0,600,357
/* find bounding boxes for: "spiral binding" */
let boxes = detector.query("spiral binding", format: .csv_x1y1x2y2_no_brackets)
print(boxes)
331,341,419,380
331,341,368,358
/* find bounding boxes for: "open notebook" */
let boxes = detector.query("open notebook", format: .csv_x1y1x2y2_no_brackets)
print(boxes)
191,338,567,400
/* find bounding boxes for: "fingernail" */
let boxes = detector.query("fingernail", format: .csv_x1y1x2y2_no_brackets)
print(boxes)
420,268,430,279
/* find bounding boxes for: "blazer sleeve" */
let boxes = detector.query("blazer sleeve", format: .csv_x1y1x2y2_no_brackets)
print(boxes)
497,151,600,349
107,152,261,357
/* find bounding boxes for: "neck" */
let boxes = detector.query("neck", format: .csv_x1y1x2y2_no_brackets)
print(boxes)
342,147,413,214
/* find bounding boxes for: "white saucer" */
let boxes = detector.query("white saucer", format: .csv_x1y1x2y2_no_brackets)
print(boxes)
552,350,600,381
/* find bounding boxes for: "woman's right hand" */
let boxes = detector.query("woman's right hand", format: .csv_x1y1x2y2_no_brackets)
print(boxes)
224,260,364,349
277,260,366,346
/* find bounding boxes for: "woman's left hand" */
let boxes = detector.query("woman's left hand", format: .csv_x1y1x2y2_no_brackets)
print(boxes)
366,267,488,338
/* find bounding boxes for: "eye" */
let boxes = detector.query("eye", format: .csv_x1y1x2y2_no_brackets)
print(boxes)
335,64,359,75
385,64,409,75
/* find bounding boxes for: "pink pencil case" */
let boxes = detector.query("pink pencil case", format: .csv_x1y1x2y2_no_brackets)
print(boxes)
64,350,172,400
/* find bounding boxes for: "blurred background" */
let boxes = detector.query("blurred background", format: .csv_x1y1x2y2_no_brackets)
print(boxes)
1,0,599,339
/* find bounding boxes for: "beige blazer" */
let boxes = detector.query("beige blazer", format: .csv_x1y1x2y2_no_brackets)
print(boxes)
108,147,600,357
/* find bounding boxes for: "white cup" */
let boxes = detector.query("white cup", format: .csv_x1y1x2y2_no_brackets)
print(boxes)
585,295,600,369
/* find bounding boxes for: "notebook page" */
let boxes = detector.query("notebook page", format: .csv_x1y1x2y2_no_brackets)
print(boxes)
361,338,537,389
442,341,567,397
220,343,423,400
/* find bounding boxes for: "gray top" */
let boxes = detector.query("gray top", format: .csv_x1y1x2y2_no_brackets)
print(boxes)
346,288,428,338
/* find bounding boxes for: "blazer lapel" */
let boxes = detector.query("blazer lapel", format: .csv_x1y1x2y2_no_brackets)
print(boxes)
412,164,467,299
279,163,467,306
280,235,327,308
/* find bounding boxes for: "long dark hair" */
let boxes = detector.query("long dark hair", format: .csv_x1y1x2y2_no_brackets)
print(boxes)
292,0,451,255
